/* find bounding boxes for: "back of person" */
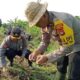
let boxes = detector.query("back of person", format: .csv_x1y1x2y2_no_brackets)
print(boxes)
48,11,80,53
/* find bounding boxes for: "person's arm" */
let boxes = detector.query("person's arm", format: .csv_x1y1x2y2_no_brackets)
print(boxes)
36,45,74,64
21,36,28,57
22,36,28,48
34,31,51,55
0,37,9,68
0,37,9,56
46,45,73,63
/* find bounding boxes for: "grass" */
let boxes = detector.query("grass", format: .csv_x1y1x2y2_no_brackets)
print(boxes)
0,58,57,80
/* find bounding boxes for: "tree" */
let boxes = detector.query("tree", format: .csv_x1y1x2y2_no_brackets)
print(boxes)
7,18,28,30
75,16,80,20
0,19,2,27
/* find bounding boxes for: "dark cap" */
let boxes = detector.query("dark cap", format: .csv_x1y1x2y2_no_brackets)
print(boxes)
11,27,22,37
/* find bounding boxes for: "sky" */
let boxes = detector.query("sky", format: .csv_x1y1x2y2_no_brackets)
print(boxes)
0,0,80,23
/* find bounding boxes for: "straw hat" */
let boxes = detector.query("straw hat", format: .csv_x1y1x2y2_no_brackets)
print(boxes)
25,1,48,27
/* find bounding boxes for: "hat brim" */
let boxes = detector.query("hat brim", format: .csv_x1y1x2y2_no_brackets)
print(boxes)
29,2,48,27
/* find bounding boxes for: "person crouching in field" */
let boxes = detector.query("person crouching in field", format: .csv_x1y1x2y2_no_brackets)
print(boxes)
0,27,32,72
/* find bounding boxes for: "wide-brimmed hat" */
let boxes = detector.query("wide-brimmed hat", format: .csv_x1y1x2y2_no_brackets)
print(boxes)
25,1,48,27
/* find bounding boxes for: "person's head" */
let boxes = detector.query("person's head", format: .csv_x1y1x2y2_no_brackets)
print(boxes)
25,1,49,28
10,27,22,40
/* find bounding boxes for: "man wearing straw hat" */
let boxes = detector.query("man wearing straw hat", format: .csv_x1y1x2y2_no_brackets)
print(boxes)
25,1,80,80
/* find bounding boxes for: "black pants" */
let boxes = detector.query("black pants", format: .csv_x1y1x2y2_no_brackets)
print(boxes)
57,51,80,80
53,56,68,80
5,49,32,67
68,51,80,80
57,56,68,74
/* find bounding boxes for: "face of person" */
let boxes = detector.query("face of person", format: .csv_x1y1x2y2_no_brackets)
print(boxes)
36,12,49,29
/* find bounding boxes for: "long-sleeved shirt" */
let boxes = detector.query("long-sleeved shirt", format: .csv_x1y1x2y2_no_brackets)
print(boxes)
0,35,27,57
36,11,80,62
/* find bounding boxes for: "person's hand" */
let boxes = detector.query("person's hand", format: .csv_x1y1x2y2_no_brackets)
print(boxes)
36,55,48,65
29,50,40,62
